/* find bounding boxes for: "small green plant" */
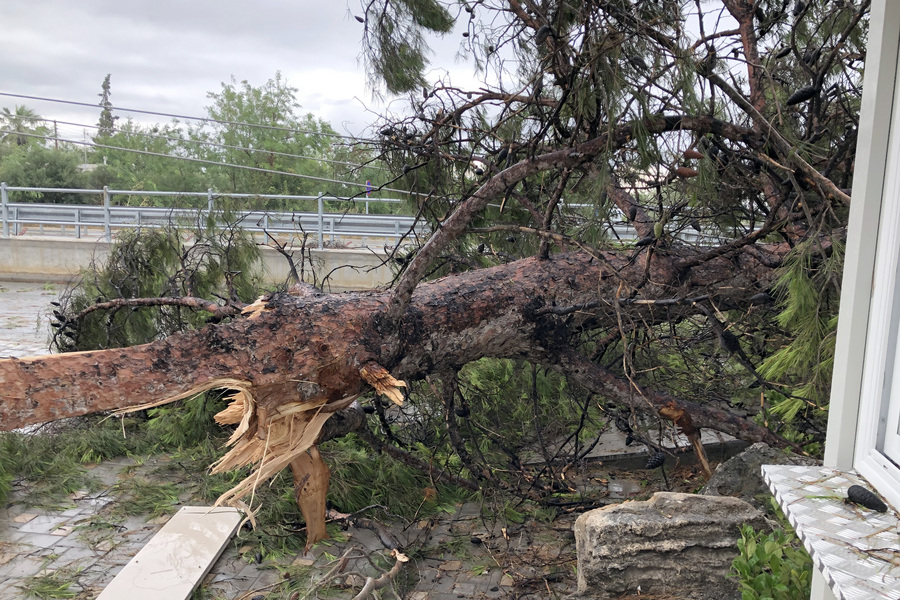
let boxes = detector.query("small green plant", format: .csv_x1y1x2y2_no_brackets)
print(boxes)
731,522,812,600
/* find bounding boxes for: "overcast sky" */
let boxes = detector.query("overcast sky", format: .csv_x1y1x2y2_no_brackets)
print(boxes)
1,0,477,140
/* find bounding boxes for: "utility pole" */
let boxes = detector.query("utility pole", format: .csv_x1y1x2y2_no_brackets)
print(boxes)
53,121,58,149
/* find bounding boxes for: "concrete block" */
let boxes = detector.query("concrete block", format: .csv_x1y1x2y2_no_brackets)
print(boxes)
95,506,241,600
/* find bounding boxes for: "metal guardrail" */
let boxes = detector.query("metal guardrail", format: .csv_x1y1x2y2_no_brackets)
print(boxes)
0,184,734,250
0,184,426,249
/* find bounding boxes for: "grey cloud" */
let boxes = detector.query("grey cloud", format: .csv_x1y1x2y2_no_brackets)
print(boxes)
2,0,482,137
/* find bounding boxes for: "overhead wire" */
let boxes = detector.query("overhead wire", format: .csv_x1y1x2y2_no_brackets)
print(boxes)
0,129,423,197
30,117,387,171
0,91,378,143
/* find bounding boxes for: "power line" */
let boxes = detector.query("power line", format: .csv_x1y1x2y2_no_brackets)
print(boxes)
0,129,421,197
34,117,387,171
0,91,377,143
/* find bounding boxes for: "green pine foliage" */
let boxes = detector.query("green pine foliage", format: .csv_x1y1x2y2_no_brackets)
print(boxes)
145,392,231,449
0,417,154,507
54,212,262,352
759,239,843,425
324,434,472,517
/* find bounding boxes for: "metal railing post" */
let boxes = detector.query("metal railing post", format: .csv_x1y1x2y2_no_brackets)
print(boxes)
317,192,324,249
207,188,214,212
103,186,111,241
1,182,8,238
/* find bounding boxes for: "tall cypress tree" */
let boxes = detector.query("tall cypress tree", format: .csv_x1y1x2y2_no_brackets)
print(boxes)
97,74,118,140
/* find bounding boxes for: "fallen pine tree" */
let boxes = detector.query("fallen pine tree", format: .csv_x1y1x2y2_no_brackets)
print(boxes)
0,0,866,545
1,241,795,544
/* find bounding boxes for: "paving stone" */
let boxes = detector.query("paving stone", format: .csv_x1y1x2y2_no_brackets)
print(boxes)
486,568,504,586
0,555,45,579
17,515,71,535
429,572,458,593
0,578,25,598
53,533,92,549
45,545,98,568
12,513,38,524
11,532,63,549
210,550,249,574
0,528,21,544
346,527,384,551
292,554,316,567
85,496,115,509
237,561,267,582
439,560,463,571
454,502,482,520
453,581,478,596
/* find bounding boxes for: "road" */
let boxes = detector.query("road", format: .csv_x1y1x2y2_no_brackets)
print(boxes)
0,280,57,358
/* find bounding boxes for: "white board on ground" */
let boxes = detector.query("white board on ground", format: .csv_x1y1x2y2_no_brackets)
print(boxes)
96,506,242,600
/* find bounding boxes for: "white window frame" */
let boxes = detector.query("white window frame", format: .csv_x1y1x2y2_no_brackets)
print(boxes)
787,3,900,598
855,119,900,508
849,4,900,511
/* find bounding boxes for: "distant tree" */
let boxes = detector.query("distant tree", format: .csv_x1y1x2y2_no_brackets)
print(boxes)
92,119,208,200
0,105,47,149
96,74,118,140
191,73,351,203
0,145,87,203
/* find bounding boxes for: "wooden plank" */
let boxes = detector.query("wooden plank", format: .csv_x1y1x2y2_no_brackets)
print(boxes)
96,506,242,600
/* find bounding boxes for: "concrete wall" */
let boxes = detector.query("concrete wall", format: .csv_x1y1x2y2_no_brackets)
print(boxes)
0,236,395,291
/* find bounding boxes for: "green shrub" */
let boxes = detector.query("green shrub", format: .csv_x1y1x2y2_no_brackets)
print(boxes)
732,522,812,600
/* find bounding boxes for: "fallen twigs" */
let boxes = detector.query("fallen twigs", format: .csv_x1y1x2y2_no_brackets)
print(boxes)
351,549,409,600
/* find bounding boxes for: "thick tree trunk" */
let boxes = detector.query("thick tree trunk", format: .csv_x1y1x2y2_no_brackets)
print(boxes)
0,247,789,542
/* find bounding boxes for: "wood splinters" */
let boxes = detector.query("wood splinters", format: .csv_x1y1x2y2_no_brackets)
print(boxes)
241,295,270,319
214,392,246,425
360,362,407,406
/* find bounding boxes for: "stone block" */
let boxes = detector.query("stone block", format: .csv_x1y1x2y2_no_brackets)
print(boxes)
574,492,766,599
700,442,819,508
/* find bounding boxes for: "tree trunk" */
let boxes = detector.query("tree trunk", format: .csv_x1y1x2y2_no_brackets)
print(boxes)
0,247,790,543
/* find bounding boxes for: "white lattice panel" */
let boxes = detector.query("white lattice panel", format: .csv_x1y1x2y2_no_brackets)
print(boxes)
763,465,900,600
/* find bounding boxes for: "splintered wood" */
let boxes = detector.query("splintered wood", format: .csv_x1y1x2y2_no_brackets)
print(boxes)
290,447,330,549
360,362,407,406
196,362,405,544
102,357,403,546
659,400,712,478
210,398,333,508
